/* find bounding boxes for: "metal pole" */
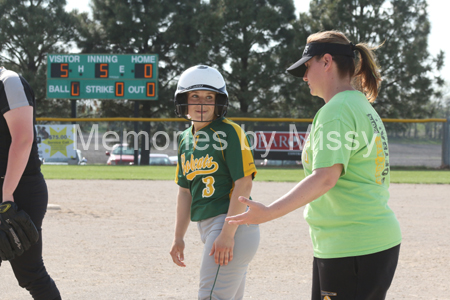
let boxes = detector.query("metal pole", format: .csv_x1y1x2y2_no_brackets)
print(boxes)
140,102,151,166
442,118,450,168
134,101,139,165
120,130,123,165
71,100,77,125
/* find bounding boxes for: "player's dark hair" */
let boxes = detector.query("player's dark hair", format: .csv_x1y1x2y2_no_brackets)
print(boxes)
307,30,382,103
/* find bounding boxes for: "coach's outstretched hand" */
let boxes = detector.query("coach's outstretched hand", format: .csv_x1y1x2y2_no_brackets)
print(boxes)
225,197,271,225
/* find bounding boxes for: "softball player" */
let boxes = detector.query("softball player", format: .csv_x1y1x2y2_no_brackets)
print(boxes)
226,31,402,300
169,65,260,300
0,67,61,300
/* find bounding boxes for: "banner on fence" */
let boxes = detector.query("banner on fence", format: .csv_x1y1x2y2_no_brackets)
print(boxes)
253,125,308,160
35,125,77,162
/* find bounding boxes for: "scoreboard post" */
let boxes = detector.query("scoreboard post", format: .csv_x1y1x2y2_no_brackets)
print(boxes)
46,54,158,100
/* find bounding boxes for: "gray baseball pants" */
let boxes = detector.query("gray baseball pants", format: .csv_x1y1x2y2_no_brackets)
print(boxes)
197,214,260,300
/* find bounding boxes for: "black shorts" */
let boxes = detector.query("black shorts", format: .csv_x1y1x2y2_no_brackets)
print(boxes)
312,244,400,300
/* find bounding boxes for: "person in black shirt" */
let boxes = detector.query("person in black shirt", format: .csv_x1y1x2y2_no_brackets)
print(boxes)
0,66,61,300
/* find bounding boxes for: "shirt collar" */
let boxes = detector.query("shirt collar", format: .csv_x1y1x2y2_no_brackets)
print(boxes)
190,116,225,135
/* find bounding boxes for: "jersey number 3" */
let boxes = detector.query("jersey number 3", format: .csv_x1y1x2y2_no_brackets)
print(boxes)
202,176,215,198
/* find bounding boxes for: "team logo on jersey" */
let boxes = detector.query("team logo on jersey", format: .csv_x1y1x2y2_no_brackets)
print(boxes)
181,153,218,180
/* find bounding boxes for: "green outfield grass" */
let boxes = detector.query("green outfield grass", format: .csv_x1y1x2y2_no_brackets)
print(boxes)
40,165,450,184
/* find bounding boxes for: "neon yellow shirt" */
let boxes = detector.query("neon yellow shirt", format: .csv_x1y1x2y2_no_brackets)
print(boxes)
302,90,401,258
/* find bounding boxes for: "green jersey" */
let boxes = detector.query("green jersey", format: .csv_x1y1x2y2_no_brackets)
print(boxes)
175,117,257,221
302,90,401,259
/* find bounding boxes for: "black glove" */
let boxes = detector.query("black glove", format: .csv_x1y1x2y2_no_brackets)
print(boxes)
0,201,39,261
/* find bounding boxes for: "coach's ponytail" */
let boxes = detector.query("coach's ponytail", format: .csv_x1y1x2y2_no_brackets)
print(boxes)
352,43,382,103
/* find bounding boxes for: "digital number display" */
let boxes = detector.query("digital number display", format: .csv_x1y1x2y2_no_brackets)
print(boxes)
51,63,69,78
115,82,124,97
135,64,153,78
95,63,109,78
146,82,155,97
71,82,80,96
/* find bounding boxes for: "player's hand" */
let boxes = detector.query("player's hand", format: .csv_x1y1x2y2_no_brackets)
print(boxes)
210,233,234,266
169,238,186,267
225,196,270,225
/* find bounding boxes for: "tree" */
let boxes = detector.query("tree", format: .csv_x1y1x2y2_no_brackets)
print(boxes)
204,0,297,116
294,0,445,122
76,0,210,163
0,0,80,117
275,19,324,119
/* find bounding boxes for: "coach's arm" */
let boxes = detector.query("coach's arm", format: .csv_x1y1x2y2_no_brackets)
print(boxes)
225,164,342,225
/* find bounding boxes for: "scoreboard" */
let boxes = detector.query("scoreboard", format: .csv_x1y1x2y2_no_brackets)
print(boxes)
46,54,158,100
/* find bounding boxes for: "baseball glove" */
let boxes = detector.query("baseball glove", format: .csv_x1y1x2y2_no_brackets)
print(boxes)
0,201,39,261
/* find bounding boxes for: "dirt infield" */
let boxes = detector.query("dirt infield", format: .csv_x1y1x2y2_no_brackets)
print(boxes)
1,180,449,299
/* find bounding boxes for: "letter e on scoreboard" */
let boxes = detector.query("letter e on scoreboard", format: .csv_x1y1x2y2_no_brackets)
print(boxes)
115,82,124,97
146,82,155,97
71,81,80,97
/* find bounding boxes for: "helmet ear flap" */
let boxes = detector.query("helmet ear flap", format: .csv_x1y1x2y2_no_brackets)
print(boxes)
214,94,229,117
175,93,188,117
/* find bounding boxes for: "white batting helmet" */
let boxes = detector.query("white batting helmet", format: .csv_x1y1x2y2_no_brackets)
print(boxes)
174,65,229,121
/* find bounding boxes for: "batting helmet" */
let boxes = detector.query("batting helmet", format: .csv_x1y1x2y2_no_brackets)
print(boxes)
174,65,228,122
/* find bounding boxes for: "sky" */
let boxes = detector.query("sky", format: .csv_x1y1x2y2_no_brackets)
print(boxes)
66,0,449,90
